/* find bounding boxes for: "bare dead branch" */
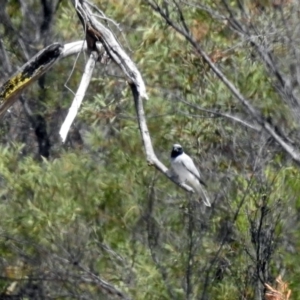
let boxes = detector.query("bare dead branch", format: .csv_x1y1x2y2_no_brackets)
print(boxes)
71,0,148,100
0,43,63,118
60,50,98,142
0,1,198,195
61,40,87,58
0,41,90,120
69,0,195,194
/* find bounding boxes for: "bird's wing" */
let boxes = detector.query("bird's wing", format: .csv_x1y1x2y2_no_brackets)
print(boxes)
180,154,207,187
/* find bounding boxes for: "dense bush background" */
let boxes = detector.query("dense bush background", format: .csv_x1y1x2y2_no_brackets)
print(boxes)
0,0,299,299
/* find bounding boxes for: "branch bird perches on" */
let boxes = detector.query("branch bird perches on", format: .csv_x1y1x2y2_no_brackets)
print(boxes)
67,0,194,193
0,0,195,194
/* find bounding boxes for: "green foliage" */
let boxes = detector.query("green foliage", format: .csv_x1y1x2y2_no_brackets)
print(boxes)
1,0,300,299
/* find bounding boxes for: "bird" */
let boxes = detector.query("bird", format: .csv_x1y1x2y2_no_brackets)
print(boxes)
170,143,211,207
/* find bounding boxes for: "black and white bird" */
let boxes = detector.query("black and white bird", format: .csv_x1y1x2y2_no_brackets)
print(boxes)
170,143,211,207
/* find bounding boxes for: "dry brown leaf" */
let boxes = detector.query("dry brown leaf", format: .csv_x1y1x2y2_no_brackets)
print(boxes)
264,276,291,300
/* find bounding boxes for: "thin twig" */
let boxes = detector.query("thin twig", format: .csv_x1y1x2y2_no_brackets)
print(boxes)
178,98,261,131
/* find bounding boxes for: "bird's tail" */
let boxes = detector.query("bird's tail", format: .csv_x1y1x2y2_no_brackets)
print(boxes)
196,184,211,207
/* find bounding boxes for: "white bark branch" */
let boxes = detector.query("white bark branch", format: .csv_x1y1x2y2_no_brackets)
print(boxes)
59,51,98,143
70,0,194,194
72,0,148,100
61,41,87,58
0,43,63,118
0,1,197,195
0,41,90,118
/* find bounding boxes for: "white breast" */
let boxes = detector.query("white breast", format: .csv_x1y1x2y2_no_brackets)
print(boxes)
171,155,193,182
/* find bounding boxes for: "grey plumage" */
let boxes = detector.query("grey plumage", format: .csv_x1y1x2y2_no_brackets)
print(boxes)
170,143,211,207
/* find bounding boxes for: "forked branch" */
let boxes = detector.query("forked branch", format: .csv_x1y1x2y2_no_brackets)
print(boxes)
70,0,194,193
0,0,195,195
